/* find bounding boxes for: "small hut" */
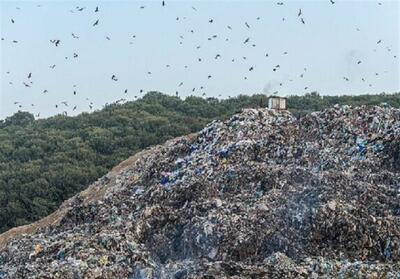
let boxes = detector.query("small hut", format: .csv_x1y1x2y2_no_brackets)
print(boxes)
268,96,287,110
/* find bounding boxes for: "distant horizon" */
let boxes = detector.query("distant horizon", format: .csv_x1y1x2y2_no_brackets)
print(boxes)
2,90,399,121
1,0,399,119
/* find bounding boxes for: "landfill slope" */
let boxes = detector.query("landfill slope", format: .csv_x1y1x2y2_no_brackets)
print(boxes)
0,105,399,279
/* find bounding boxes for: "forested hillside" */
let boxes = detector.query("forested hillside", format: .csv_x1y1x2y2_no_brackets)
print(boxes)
0,91,399,233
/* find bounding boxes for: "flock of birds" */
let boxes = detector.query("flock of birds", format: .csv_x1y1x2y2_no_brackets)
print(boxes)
2,1,397,118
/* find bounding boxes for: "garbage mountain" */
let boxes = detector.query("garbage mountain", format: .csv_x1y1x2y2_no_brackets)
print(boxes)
0,105,399,278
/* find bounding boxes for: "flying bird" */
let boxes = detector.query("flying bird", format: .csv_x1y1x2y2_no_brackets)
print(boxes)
245,22,250,28
301,18,305,24
377,40,382,44
28,73,32,79
95,6,99,12
111,75,118,81
244,37,250,44
50,39,60,46
298,9,302,17
162,1,165,6
11,19,15,23
72,33,79,39
93,19,99,26
330,0,335,4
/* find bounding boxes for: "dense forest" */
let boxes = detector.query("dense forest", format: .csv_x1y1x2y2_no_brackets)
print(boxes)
0,91,399,233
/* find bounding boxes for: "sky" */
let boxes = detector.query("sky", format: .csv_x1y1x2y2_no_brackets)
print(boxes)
0,0,399,119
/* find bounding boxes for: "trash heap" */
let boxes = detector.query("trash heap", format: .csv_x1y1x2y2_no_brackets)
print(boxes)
1,105,399,278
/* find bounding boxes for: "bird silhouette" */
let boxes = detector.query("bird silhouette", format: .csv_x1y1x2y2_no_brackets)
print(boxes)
111,75,118,81
245,22,250,28
50,39,60,46
298,9,302,17
330,0,335,4
93,19,99,26
95,6,99,12
11,19,15,23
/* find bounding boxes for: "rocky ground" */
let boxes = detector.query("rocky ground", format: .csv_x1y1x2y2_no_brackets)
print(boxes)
0,105,399,278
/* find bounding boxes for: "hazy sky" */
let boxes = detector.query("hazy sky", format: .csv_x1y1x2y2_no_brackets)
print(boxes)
1,0,399,119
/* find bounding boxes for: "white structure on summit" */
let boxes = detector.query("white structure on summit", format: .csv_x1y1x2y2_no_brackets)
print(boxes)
268,96,287,110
